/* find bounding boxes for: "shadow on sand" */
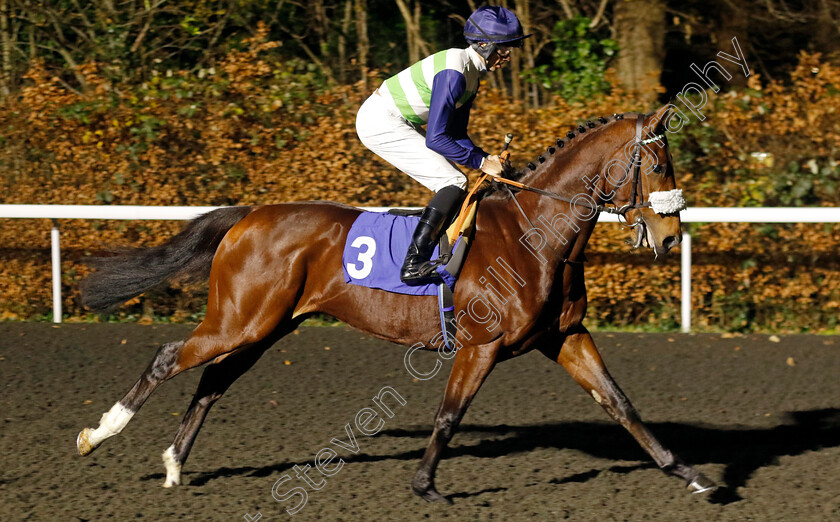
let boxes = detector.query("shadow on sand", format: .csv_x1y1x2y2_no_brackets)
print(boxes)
142,408,840,504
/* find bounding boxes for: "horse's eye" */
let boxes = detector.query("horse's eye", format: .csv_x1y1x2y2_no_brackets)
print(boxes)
652,164,663,173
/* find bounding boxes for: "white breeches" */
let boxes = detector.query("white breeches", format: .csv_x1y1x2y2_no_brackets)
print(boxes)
356,92,468,193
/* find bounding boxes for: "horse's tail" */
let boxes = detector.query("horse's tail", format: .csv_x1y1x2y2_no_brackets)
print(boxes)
80,206,254,311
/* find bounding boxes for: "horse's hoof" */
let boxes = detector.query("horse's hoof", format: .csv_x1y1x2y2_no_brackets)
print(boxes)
418,488,453,504
77,428,96,456
687,473,716,494
412,479,452,504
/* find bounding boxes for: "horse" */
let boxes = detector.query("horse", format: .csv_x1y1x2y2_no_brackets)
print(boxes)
76,104,716,502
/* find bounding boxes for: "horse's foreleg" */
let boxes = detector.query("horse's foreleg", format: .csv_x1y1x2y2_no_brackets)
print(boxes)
161,341,272,487
539,327,715,493
77,339,186,456
413,342,501,503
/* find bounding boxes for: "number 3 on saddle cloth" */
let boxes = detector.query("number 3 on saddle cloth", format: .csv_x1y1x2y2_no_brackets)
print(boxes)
342,210,474,351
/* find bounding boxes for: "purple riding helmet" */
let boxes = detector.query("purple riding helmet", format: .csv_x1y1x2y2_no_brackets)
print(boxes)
464,6,532,61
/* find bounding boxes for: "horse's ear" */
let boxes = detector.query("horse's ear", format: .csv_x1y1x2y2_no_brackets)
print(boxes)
648,104,673,133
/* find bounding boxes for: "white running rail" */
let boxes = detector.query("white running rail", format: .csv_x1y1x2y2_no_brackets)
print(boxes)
2,205,839,328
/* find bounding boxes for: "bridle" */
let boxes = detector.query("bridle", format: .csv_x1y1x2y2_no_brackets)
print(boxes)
625,116,657,215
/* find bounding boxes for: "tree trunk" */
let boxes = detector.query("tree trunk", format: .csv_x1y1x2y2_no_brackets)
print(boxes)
517,0,539,107
355,0,369,89
813,0,840,64
503,0,521,102
395,0,429,64
716,2,749,86
510,45,521,102
338,0,352,84
0,0,11,96
413,1,429,57
310,0,330,65
614,0,665,105
28,18,34,60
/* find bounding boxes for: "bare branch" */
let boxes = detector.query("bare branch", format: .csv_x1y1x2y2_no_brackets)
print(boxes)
33,42,88,90
130,10,154,54
69,0,94,32
558,0,575,19
282,29,336,84
589,0,608,28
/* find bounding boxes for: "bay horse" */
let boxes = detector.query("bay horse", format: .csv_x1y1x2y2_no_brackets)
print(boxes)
76,104,716,501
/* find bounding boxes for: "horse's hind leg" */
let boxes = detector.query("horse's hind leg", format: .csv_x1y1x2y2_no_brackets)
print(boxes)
77,304,292,457
539,326,716,493
412,341,501,503
77,339,186,456
160,322,298,487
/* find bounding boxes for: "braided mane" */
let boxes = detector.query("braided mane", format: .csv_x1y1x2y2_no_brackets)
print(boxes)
482,112,637,200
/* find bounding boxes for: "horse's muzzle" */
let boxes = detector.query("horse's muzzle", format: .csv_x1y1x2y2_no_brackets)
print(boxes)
661,234,681,252
631,218,681,256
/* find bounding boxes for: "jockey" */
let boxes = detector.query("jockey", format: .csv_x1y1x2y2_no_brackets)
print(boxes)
356,5,530,285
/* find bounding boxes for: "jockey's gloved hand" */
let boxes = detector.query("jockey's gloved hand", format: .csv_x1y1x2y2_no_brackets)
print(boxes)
480,155,503,176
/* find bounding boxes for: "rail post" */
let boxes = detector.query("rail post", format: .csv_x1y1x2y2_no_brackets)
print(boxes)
50,219,62,323
680,232,691,333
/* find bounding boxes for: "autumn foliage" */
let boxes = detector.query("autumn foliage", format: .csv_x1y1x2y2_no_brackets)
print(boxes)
1,31,838,332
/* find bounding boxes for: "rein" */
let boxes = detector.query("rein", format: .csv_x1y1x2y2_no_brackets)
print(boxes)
490,175,631,215
448,115,670,261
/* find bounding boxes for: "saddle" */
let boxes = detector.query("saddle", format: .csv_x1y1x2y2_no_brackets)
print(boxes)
346,175,493,350
385,186,482,349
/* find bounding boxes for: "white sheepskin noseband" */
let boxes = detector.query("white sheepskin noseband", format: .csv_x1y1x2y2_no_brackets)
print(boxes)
648,189,686,214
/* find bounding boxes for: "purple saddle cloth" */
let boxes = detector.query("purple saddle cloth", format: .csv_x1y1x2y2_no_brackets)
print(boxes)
342,212,456,296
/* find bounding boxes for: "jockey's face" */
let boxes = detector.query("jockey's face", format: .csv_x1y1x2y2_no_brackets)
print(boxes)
477,43,514,71
487,45,513,71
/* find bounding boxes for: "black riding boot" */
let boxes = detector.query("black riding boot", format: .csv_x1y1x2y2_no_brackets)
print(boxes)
400,185,466,285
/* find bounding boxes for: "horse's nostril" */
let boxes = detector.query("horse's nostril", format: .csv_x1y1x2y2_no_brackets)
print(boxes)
663,235,680,250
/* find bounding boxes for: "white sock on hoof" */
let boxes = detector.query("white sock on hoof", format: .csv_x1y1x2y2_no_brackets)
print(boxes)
162,445,182,487
89,403,134,447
